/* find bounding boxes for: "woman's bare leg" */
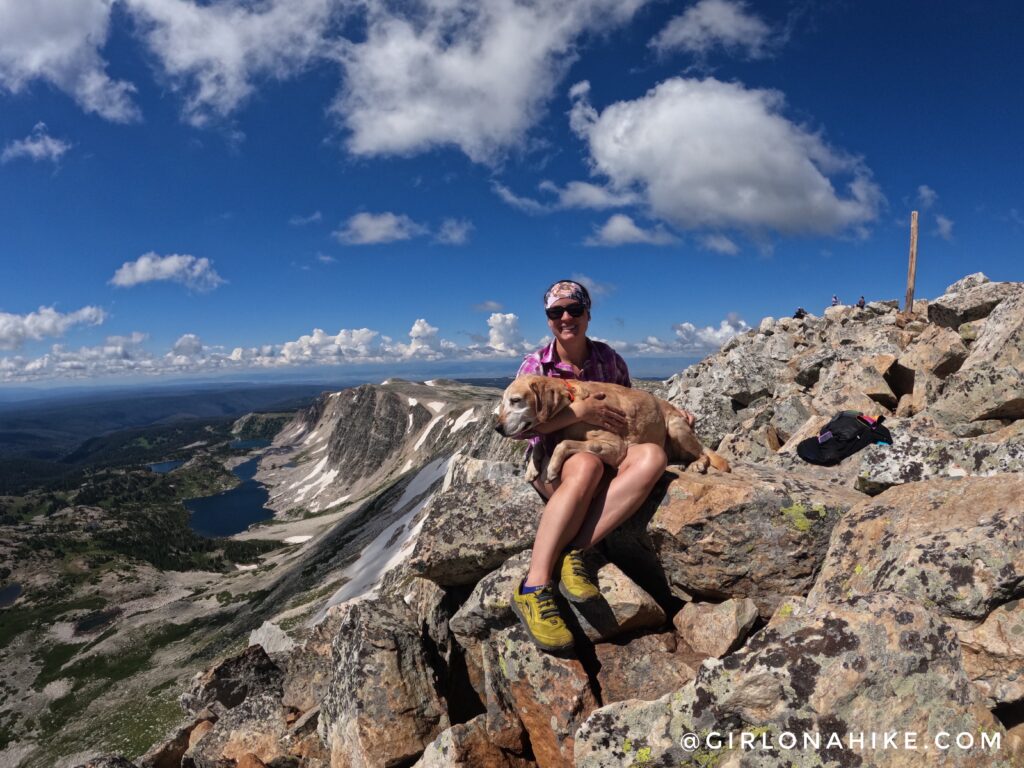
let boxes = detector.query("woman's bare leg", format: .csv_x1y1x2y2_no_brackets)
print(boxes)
524,451,605,587
570,443,667,550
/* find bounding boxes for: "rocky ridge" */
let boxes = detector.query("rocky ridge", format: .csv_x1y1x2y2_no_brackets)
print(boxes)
84,274,1024,768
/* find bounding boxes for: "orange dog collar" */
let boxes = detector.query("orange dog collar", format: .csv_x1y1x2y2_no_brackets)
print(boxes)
563,379,575,402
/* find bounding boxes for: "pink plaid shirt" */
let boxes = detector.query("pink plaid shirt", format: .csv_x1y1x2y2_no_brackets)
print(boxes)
514,338,631,459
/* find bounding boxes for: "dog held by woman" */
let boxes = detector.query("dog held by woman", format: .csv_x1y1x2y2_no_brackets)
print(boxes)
496,373,730,484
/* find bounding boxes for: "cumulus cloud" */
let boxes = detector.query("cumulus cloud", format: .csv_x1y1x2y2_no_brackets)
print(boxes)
0,0,139,122
126,0,335,128
651,0,774,58
435,218,473,245
336,0,650,162
0,305,107,350
289,210,322,226
585,214,675,246
570,77,882,237
700,234,740,254
0,306,752,382
935,214,954,241
1,122,72,164
486,312,525,353
332,212,428,245
110,252,226,291
172,333,204,356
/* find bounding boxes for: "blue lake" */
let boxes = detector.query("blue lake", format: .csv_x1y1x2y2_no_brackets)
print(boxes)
184,456,273,538
148,459,185,474
0,582,22,608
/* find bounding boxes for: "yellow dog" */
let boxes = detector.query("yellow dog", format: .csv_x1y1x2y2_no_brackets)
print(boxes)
495,374,730,483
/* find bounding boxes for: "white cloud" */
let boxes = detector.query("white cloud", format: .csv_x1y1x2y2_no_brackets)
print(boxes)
493,182,548,214
473,300,504,312
486,312,524,353
332,212,427,245
0,307,752,382
1,122,72,164
651,0,773,59
435,218,473,245
538,180,640,209
336,0,650,163
570,77,882,237
172,333,204,356
585,214,675,246
935,214,954,241
916,184,937,210
290,210,323,225
700,234,740,254
126,0,335,128
316,252,337,264
0,305,106,350
110,252,226,292
0,0,139,122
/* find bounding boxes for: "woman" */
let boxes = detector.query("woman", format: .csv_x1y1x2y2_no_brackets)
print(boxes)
510,279,693,652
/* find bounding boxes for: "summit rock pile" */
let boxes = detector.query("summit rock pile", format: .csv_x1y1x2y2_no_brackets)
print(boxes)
82,274,1024,768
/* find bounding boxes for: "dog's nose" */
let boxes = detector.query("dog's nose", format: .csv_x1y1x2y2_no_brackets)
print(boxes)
493,421,505,436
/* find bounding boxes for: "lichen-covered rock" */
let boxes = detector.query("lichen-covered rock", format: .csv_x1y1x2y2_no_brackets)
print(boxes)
450,550,664,696
594,632,698,704
487,626,599,768
412,715,534,768
930,365,1024,423
810,475,1024,620
664,384,741,450
957,598,1024,707
138,715,207,768
856,431,1024,494
188,693,290,768
928,276,1020,329
408,478,542,586
672,598,759,658
320,596,449,768
899,323,969,378
608,466,863,618
180,645,283,716
280,604,346,713
575,593,1008,768
960,286,1024,371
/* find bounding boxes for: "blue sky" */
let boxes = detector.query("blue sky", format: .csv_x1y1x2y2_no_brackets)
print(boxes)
1,0,1021,386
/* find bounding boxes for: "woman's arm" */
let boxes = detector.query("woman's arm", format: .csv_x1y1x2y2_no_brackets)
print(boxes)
532,394,628,435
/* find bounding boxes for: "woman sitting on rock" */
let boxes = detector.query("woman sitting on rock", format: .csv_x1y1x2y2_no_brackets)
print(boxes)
510,279,693,652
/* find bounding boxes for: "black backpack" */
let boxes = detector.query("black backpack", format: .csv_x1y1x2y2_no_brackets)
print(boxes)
796,411,892,466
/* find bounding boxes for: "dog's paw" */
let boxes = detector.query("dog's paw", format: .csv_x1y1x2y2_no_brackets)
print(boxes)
544,465,561,483
525,462,539,483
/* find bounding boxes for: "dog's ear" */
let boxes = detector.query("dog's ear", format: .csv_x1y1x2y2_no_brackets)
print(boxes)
529,378,564,423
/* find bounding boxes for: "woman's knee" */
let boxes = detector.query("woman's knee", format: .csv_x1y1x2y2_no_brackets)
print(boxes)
560,451,606,488
630,443,668,477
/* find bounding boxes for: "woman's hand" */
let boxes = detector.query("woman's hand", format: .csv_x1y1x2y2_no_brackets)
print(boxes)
572,393,628,435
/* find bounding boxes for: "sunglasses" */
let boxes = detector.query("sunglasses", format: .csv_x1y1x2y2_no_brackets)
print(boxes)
545,303,587,320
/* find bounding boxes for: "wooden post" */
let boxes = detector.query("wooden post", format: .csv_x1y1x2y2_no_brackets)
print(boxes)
904,211,919,315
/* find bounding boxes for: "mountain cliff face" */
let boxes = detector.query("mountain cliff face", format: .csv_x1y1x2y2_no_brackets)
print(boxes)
80,274,1024,768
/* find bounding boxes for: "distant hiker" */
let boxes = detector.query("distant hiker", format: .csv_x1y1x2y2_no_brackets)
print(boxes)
831,294,840,307
856,296,866,309
507,279,694,653
793,307,808,319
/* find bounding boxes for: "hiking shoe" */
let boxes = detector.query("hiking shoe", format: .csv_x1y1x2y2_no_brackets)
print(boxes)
511,583,573,652
558,547,601,603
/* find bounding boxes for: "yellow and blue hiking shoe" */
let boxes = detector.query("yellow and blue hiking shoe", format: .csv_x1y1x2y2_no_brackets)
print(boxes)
511,582,573,652
558,547,601,603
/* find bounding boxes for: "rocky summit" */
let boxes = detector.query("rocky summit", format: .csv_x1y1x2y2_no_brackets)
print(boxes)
77,275,1024,768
